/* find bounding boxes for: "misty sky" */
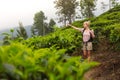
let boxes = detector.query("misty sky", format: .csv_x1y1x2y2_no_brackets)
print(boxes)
0,0,56,30
0,0,118,30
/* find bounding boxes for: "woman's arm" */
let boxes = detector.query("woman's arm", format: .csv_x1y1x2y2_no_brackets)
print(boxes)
68,24,82,32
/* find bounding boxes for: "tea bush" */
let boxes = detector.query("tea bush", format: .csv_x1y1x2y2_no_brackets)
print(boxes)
0,43,98,80
1,4,120,80
24,28,83,54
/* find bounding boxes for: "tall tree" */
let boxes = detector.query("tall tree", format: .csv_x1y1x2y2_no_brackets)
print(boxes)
33,11,47,36
31,25,36,37
49,19,56,32
44,22,49,35
17,22,28,39
54,0,78,26
80,0,97,18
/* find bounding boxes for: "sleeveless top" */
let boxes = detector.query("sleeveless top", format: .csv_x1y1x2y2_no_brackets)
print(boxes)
79,28,92,42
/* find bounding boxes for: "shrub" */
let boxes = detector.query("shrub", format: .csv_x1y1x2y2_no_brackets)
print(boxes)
0,43,99,80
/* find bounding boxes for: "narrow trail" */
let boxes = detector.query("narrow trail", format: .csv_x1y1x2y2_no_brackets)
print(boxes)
71,39,120,80
84,51,120,80
83,39,120,80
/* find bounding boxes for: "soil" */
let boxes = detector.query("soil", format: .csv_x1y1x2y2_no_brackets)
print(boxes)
70,38,120,80
83,40,120,80
84,51,120,80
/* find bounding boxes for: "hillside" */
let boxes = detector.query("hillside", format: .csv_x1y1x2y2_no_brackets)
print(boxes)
0,5,120,80
71,6,120,79
23,5,120,80
83,6,120,80
19,5,120,80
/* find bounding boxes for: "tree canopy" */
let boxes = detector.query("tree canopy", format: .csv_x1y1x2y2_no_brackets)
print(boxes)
54,0,78,25
80,0,97,18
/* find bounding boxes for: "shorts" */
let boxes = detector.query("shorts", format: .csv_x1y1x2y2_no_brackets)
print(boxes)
82,42,93,50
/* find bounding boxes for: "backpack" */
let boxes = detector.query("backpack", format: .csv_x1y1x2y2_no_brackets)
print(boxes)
82,28,93,42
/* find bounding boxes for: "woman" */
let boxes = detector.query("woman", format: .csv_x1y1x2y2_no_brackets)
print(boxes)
68,21,95,62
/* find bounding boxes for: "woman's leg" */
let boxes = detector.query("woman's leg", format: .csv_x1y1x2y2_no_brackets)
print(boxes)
87,50,91,62
83,42,87,59
83,50,87,59
87,42,92,62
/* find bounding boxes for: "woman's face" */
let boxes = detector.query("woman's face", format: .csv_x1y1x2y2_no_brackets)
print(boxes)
83,22,88,29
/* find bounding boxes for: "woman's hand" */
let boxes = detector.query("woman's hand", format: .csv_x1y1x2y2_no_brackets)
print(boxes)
67,24,72,27
91,29,94,33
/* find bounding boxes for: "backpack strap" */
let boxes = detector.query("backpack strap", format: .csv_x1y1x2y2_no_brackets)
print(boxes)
82,28,85,39
88,29,93,42
82,28,85,33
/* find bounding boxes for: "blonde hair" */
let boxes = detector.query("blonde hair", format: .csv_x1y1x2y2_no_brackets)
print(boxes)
84,21,90,27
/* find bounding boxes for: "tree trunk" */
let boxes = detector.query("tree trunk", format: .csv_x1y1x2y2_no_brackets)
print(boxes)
64,16,67,26
68,15,72,24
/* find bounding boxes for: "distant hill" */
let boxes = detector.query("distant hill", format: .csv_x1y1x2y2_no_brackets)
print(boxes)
0,25,32,40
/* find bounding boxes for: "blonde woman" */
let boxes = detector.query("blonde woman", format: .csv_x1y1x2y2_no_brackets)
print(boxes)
68,21,95,62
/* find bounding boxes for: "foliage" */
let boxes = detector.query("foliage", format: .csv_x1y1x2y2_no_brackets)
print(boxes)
0,43,99,80
80,0,97,18
98,24,120,50
33,11,57,36
24,28,82,54
25,5,120,52
58,5,120,51
1,32,12,45
1,3,120,80
91,5,120,50
54,0,78,25
17,22,28,39
33,11,47,36
10,29,14,40
49,19,56,32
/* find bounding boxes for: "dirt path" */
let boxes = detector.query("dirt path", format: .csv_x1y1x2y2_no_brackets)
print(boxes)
84,51,120,80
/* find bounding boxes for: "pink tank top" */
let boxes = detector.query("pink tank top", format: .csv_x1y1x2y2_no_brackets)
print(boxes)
83,30,90,42
79,28,92,42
